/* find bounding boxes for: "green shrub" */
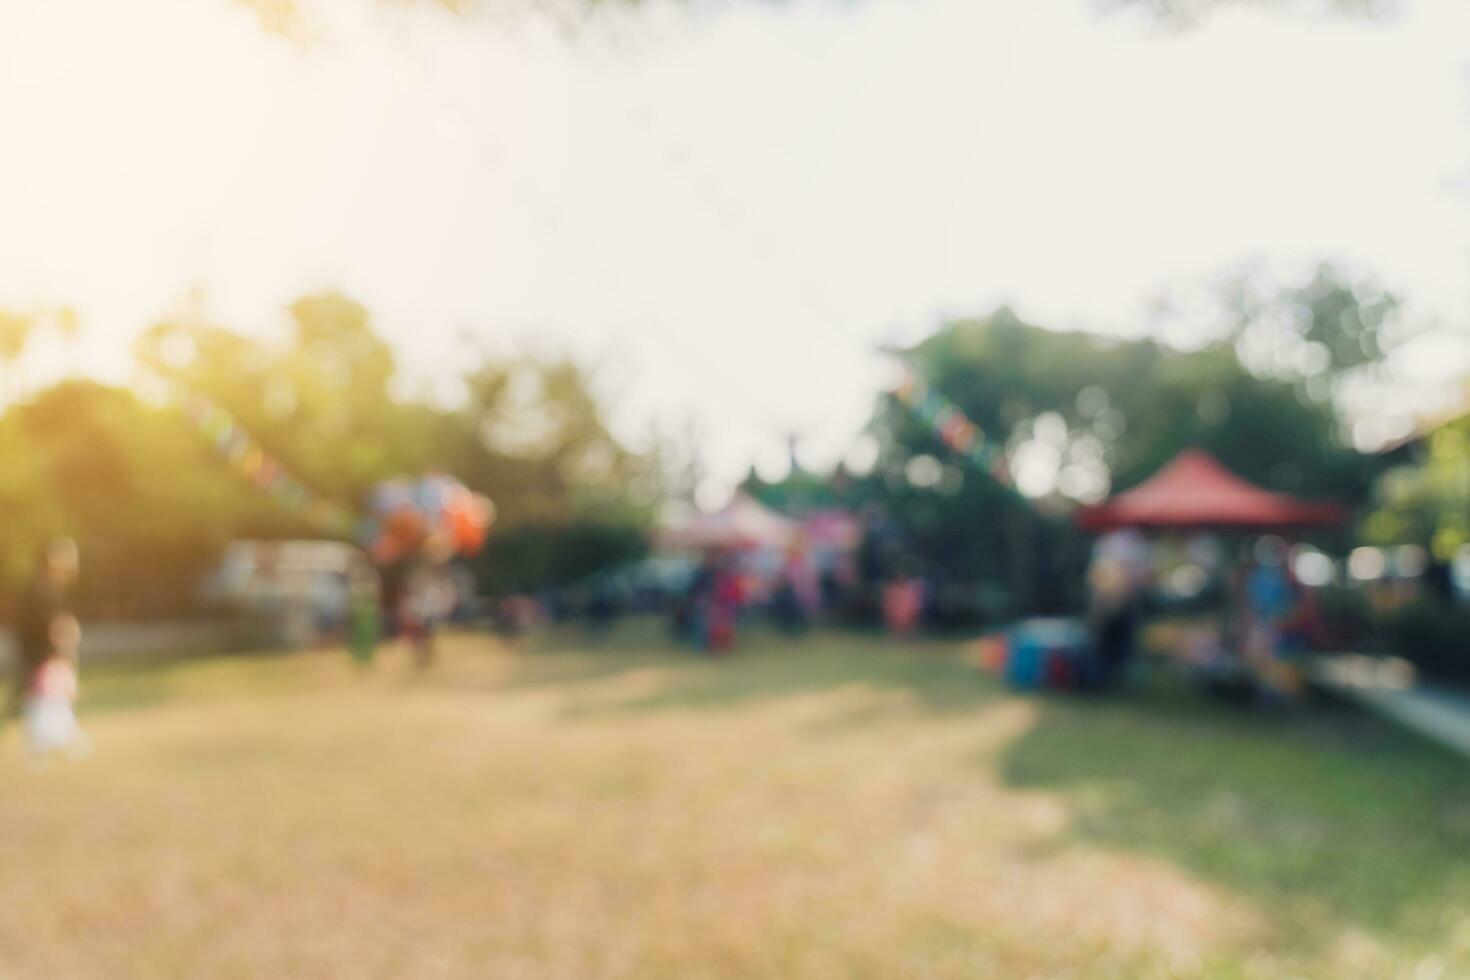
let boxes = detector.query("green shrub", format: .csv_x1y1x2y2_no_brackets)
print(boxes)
471,521,648,596
1317,586,1378,648
1382,600,1470,683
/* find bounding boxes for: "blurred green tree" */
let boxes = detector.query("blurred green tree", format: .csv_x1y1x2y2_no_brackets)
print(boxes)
0,291,665,615
0,381,282,617
861,307,1369,615
1212,263,1406,403
234,0,1391,37
0,311,35,403
1362,413,1470,562
1102,0,1393,29
136,292,434,513
440,350,662,594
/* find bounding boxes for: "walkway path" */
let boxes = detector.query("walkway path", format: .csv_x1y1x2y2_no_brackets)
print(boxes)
1315,654,1470,758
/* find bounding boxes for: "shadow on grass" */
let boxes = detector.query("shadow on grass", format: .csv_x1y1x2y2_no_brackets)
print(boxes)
75,647,337,716
511,623,1470,954
999,670,1470,952
73,649,232,715
502,622,1001,720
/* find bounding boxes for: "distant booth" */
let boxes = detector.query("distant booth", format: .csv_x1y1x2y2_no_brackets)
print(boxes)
657,494,865,606
799,509,864,582
978,450,1346,694
658,493,800,602
1075,450,1344,533
1075,449,1345,695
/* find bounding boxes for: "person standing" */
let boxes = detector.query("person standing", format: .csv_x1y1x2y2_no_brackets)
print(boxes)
1243,538,1299,701
1086,530,1149,688
771,546,814,634
9,539,81,724
882,563,925,637
1086,555,1135,687
402,561,457,669
346,561,381,669
677,558,715,648
707,553,743,653
23,638,87,764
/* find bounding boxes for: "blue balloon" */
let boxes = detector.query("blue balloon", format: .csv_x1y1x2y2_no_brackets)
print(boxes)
413,474,458,521
370,478,415,516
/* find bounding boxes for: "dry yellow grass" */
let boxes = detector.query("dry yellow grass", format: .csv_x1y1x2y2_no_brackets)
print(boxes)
2,625,1468,978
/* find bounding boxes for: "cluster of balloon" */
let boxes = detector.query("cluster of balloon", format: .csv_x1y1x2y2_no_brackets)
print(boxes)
363,475,496,566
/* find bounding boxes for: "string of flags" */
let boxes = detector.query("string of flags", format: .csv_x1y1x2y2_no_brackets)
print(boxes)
178,389,354,534
890,363,1013,486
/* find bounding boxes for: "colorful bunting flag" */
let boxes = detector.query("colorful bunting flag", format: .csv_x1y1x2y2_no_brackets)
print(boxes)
170,382,353,534
889,363,1013,487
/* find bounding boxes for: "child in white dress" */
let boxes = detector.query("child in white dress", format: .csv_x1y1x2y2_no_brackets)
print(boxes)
24,652,88,765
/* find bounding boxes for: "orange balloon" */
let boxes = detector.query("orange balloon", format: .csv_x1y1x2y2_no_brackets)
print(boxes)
382,506,428,556
424,527,457,565
371,536,402,565
445,492,494,556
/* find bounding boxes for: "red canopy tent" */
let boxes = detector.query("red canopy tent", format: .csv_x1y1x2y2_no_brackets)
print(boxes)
1076,449,1345,531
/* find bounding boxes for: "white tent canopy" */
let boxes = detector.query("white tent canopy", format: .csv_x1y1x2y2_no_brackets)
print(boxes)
659,493,798,552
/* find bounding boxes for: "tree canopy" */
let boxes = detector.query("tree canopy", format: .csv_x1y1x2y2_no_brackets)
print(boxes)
1362,409,1470,561
0,292,657,616
236,0,1396,37
823,292,1385,617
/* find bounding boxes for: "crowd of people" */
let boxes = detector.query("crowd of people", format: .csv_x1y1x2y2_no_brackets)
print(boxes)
0,516,1352,767
666,542,935,653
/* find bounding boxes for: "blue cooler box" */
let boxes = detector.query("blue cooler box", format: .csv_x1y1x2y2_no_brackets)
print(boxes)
1005,618,1088,690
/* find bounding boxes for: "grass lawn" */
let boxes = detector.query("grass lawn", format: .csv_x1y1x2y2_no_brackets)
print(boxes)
3,623,1469,978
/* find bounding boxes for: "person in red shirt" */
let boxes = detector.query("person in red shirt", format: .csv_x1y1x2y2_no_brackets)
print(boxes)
708,554,743,653
882,560,925,637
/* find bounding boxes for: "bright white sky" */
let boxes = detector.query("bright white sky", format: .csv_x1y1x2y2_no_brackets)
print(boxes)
0,0,1466,495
